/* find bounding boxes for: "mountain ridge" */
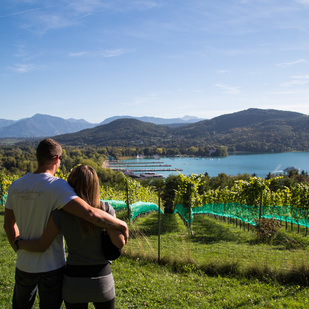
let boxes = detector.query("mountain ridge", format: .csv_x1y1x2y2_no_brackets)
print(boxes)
0,114,204,138
1,109,309,154
100,115,205,126
0,114,98,138
53,108,309,153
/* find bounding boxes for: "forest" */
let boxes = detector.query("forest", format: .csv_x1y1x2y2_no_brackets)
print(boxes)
1,143,309,214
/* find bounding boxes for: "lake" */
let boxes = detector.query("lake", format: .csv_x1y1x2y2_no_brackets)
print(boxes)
121,152,309,178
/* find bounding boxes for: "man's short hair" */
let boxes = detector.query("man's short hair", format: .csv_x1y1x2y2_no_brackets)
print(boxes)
36,138,62,166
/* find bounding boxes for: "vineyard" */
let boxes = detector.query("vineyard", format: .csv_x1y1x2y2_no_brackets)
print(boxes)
0,172,162,222
173,173,309,232
2,171,309,230
2,171,309,289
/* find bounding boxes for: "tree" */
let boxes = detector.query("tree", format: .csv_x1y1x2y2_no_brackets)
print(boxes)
161,175,181,213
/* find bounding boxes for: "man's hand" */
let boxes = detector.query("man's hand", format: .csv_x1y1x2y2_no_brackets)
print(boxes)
4,208,20,252
118,220,129,244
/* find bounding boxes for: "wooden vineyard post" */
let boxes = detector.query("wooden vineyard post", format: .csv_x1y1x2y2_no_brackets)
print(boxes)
259,190,263,220
187,186,193,236
158,188,161,264
125,178,131,225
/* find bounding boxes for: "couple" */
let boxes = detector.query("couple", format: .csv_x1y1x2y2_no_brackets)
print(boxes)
4,138,128,309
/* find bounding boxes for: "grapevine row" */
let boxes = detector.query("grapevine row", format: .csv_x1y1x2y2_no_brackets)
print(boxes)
174,173,309,210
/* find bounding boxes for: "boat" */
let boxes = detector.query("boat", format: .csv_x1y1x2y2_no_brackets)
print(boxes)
283,166,299,172
139,172,163,178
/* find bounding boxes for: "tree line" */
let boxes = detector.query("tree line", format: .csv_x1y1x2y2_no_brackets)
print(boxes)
0,143,228,176
1,144,309,213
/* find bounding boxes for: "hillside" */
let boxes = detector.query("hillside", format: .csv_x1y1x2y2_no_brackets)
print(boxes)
54,108,309,152
100,115,205,126
55,118,173,146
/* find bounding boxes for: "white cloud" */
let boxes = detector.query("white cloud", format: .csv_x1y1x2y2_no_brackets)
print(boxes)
69,49,135,58
129,1,161,10
68,0,161,13
121,93,158,108
215,70,230,74
100,49,135,58
69,51,91,57
215,83,240,94
291,74,309,79
10,63,35,73
0,8,42,18
281,75,309,87
276,59,307,68
68,0,110,14
36,14,74,31
295,0,309,4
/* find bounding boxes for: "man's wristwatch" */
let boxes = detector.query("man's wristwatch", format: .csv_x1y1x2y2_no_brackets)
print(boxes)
13,238,20,251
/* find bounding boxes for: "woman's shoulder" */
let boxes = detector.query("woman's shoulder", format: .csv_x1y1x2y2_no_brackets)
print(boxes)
101,201,115,216
52,208,77,223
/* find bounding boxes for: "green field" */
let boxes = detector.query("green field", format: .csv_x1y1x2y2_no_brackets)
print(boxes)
1,210,309,308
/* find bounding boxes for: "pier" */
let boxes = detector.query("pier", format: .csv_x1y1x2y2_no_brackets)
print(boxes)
109,161,165,165
110,167,183,172
110,164,172,168
108,159,183,176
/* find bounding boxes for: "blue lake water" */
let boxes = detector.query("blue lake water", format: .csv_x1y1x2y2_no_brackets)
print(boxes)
121,152,309,178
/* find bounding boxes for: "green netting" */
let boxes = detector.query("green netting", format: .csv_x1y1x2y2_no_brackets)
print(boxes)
193,203,256,225
101,200,163,221
130,201,163,221
174,204,192,223
101,200,127,211
261,205,309,227
0,194,8,207
174,203,309,228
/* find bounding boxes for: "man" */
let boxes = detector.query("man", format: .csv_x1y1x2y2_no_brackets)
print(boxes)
4,138,129,309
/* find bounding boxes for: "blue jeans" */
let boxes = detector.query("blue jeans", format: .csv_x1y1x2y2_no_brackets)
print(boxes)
13,267,64,309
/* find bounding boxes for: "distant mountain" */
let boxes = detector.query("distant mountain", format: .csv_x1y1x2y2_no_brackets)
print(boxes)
100,115,205,126
55,118,171,146
0,114,98,138
0,114,205,138
54,108,309,153
0,119,15,128
174,108,304,135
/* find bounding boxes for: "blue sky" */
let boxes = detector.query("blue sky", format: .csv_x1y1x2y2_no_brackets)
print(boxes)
1,0,309,124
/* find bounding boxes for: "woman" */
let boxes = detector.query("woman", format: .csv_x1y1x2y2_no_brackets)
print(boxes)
19,165,126,309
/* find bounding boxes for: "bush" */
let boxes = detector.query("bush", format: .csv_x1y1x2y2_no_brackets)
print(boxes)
255,218,281,243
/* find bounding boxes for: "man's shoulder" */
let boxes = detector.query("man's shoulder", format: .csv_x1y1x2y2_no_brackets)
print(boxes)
9,173,31,187
15,173,66,186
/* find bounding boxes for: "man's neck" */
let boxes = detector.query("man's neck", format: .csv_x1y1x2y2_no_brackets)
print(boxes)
34,165,56,175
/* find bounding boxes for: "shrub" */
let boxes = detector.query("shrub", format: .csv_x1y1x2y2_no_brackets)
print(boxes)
255,218,281,243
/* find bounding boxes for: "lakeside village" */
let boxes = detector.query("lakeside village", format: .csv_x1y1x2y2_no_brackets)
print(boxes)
106,155,183,179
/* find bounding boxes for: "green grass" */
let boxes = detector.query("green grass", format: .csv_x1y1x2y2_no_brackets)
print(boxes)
125,213,309,280
112,257,309,308
1,210,309,308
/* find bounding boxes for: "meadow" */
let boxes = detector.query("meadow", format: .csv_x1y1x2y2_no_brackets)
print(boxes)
1,210,309,308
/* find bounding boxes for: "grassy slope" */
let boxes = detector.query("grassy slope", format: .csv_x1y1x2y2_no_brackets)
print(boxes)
1,211,309,308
